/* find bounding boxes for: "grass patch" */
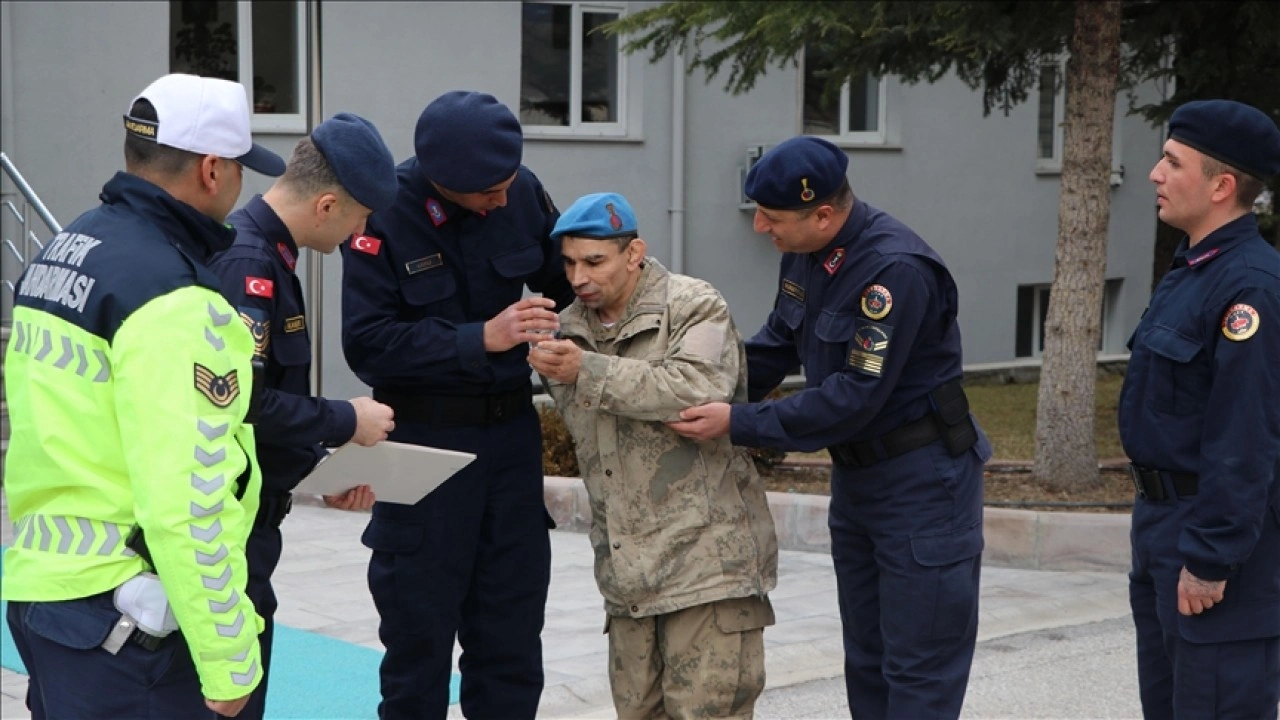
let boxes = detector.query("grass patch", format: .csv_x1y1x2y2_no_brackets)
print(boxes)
966,375,1125,461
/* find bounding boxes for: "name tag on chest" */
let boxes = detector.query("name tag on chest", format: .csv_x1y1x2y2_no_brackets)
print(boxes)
405,254,443,275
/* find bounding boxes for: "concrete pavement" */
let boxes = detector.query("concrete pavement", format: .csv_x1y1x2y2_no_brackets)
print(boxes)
1,494,1141,719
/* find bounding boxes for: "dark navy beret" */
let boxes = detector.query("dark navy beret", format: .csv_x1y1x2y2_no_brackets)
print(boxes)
551,192,638,241
744,136,850,210
414,91,523,194
1169,100,1280,180
311,112,398,212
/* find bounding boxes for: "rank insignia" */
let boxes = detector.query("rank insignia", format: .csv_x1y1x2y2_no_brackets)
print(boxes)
426,198,447,227
1222,303,1259,341
276,242,297,271
194,364,240,408
237,307,270,358
824,247,846,276
848,320,892,377
782,279,806,302
861,284,893,320
405,253,443,275
245,276,274,298
351,235,382,255
284,315,306,333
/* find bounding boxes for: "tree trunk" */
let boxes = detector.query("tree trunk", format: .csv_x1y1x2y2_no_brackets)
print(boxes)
1033,0,1122,492
1151,217,1183,291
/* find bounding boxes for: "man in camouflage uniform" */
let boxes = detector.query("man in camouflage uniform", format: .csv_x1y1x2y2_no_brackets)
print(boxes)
529,192,778,719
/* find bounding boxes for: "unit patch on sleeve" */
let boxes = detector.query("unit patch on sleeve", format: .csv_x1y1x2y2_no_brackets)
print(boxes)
847,320,893,377
781,279,806,302
351,235,382,255
860,284,893,320
237,307,270,358
284,315,306,334
194,364,240,408
1222,303,1259,341
405,253,443,275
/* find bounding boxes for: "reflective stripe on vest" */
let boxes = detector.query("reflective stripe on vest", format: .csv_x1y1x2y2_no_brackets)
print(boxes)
12,515,137,557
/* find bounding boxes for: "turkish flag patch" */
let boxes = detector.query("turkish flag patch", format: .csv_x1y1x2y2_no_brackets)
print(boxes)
351,235,382,255
245,276,274,298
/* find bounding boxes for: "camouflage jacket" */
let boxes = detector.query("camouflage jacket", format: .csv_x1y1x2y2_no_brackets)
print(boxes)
546,259,778,617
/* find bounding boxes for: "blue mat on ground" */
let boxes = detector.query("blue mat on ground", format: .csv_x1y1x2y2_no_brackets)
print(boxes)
1,547,460,718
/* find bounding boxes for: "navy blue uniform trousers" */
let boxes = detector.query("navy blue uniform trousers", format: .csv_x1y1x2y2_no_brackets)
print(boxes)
221,521,284,720
828,441,985,719
363,404,551,720
7,593,213,719
1130,489,1280,720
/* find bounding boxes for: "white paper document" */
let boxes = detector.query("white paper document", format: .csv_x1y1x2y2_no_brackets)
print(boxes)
294,441,476,505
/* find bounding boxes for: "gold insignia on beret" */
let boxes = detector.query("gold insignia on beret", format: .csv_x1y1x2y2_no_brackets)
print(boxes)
1222,303,1259,341
194,364,240,408
800,177,816,203
861,284,893,320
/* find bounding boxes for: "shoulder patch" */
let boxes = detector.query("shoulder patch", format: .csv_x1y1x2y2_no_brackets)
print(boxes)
245,276,274,298
782,279,806,302
1222,303,1259,341
237,307,270,358
194,364,240,408
351,235,382,256
860,284,892,320
847,320,893,377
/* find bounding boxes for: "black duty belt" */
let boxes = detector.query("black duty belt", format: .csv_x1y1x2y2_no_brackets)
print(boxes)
130,627,166,651
255,492,293,529
374,385,532,428
1128,464,1198,501
829,413,944,468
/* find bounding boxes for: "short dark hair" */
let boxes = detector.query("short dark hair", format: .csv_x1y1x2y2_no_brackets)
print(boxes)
280,137,349,201
123,99,200,177
795,179,855,218
1201,155,1267,210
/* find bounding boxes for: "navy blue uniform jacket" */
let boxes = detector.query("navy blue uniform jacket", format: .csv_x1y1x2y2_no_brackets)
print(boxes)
213,196,356,492
339,158,572,394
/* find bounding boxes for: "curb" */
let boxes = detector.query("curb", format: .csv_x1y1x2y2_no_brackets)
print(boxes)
543,476,1132,573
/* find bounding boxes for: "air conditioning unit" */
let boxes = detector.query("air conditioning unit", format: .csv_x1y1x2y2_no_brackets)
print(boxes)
739,144,769,208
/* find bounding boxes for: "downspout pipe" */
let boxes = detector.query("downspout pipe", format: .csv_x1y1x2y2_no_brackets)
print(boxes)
669,48,686,274
306,0,325,394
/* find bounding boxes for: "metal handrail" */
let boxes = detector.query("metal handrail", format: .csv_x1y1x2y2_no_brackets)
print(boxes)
0,152,60,235
1,151,61,294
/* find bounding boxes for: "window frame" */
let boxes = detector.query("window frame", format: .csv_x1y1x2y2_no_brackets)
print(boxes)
799,48,889,146
235,0,308,134
520,0,630,139
1036,58,1068,172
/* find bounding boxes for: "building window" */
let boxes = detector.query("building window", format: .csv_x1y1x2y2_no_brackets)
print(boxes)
802,45,886,143
1016,279,1120,358
1036,60,1067,169
520,1,627,136
169,1,308,133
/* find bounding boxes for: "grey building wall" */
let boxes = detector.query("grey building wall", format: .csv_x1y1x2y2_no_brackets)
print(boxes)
2,0,1164,404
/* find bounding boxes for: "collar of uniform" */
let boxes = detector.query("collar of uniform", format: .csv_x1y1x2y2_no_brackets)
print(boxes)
409,157,465,224
1173,213,1258,270
241,195,301,274
807,199,869,268
100,171,237,265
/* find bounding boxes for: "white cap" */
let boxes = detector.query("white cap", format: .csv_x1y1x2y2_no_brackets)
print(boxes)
124,73,285,176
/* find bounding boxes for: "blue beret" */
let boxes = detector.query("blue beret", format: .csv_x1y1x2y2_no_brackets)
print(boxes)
1168,100,1280,180
415,91,523,193
551,192,638,241
744,136,850,210
311,112,398,212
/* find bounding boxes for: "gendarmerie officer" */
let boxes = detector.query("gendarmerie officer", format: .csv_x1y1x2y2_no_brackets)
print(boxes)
339,90,574,720
669,135,992,719
1121,100,1280,719
211,112,399,720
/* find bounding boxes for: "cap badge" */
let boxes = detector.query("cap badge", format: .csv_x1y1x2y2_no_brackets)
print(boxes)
800,177,816,203
823,247,846,276
426,198,448,227
1222,303,1259,341
606,202,624,231
861,284,893,320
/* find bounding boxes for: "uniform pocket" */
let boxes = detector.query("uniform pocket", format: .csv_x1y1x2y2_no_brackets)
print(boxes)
893,523,984,644
362,517,430,634
270,331,311,368
400,270,457,309
712,595,776,633
1142,325,1209,415
23,596,117,650
490,244,545,279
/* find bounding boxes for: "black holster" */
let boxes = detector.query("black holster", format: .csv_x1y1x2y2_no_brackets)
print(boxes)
929,379,979,457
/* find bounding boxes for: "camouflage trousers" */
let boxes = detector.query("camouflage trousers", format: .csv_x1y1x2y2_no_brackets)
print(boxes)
606,595,775,719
